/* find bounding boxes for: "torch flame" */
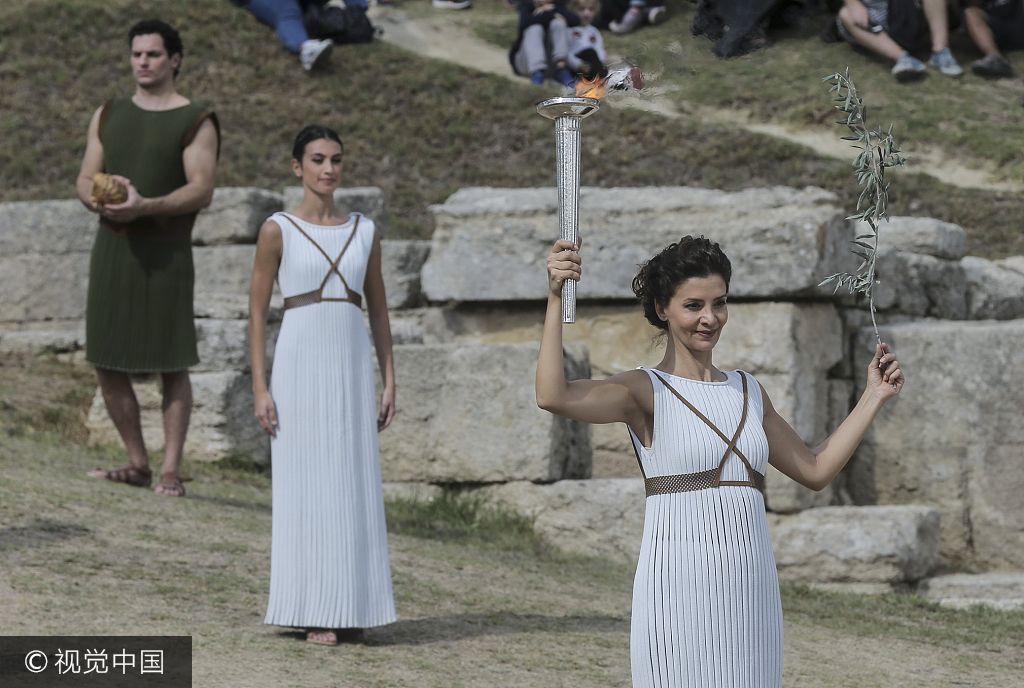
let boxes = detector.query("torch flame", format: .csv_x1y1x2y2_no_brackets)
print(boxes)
575,76,607,100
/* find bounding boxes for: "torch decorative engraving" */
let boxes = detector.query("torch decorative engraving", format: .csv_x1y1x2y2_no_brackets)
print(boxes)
536,96,600,323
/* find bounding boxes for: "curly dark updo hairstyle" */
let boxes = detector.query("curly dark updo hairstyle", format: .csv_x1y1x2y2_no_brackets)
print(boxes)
631,236,732,330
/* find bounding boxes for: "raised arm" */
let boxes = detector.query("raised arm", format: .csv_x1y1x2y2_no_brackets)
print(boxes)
764,343,904,491
249,219,283,437
536,240,650,432
76,106,105,211
101,116,220,224
363,226,396,432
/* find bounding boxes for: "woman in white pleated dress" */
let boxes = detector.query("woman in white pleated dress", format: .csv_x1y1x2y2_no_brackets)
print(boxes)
249,125,397,645
536,236,905,686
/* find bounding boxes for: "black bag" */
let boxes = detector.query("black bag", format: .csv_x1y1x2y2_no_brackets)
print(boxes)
886,0,926,51
305,0,377,45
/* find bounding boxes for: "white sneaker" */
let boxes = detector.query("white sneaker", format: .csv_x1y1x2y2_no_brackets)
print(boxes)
432,0,472,8
300,39,332,72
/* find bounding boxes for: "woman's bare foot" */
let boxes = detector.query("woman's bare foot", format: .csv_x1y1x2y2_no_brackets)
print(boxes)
306,629,339,645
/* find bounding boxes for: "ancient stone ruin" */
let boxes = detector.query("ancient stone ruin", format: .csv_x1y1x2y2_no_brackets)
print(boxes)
3,185,1022,609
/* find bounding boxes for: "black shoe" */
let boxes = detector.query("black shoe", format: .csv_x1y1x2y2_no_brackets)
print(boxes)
971,54,1013,79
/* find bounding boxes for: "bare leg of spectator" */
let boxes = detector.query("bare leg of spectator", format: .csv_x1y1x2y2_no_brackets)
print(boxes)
920,0,949,52
837,7,903,60
964,7,1014,77
922,0,962,76
964,7,1000,56
154,370,191,497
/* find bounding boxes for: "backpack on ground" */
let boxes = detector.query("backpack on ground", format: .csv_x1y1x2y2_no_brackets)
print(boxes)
305,0,378,45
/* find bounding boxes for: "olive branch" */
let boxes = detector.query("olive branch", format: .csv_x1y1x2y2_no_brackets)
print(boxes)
819,68,907,347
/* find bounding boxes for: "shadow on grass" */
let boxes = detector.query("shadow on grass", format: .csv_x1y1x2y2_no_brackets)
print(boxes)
269,612,627,646
0,519,92,551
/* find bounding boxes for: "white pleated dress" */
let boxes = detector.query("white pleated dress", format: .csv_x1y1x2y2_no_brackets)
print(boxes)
628,368,782,688
264,211,396,630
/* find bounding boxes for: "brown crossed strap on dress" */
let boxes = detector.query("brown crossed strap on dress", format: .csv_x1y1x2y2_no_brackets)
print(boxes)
636,370,765,497
278,214,363,310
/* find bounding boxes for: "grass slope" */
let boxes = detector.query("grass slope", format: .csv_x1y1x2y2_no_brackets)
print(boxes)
0,0,1021,257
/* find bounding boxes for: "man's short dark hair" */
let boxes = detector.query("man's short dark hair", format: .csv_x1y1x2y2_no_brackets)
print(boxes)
128,19,184,78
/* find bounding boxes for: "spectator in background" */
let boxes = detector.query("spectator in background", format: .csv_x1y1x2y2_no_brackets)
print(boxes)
964,0,1023,77
433,0,473,8
568,0,609,80
836,0,963,81
233,0,336,71
509,0,580,87
604,0,667,35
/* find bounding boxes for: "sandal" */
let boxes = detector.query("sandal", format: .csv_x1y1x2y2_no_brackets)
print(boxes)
153,473,186,498
88,464,152,488
306,629,339,646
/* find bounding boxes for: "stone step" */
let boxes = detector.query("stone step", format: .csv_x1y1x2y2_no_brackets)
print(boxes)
853,319,1024,571
478,480,940,584
918,572,1024,611
379,342,591,483
422,185,851,302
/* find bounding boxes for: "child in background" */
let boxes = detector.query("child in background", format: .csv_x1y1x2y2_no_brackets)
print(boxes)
568,0,608,81
509,0,580,87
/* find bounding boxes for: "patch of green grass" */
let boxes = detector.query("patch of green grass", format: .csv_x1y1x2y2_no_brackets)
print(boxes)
386,490,548,553
1,0,1022,257
0,354,95,441
782,583,1024,651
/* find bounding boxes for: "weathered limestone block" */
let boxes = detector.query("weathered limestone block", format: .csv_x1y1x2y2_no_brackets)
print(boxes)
0,252,91,322
919,572,1024,611
422,186,849,302
193,319,280,373
379,343,591,483
855,216,966,260
191,188,282,245
769,506,940,583
853,320,1024,568
192,245,283,319
962,256,1024,320
382,240,430,309
478,479,646,560
87,370,268,462
282,187,386,229
430,302,846,496
871,250,967,319
0,199,96,254
0,321,84,354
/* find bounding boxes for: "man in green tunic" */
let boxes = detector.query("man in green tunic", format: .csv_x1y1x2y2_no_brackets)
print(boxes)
76,19,220,497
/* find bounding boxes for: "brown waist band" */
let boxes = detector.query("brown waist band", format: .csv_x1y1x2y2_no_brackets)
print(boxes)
282,290,362,310
645,467,765,497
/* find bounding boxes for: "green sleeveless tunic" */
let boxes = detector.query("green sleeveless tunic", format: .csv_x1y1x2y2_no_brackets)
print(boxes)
85,97,218,372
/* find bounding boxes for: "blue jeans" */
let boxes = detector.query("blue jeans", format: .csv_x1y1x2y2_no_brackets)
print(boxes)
244,0,309,54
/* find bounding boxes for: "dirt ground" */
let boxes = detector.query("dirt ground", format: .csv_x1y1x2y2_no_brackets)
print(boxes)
2,422,1022,687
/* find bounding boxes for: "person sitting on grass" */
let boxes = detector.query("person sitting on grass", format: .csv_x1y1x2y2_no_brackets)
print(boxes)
964,0,1023,78
233,0,336,71
509,0,580,87
568,0,609,81
604,0,667,35
836,0,963,81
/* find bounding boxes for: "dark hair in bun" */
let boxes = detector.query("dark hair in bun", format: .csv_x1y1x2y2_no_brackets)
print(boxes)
631,236,732,330
292,125,344,162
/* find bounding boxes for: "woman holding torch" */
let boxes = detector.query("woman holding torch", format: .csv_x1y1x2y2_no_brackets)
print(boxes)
536,236,904,686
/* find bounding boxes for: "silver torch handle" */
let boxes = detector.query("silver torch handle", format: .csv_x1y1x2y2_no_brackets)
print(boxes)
555,115,582,324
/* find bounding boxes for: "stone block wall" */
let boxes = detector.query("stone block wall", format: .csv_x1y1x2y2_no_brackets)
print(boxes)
4,184,1023,590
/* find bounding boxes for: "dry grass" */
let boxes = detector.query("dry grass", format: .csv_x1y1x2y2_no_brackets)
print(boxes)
1,355,1023,686
1,0,1022,256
